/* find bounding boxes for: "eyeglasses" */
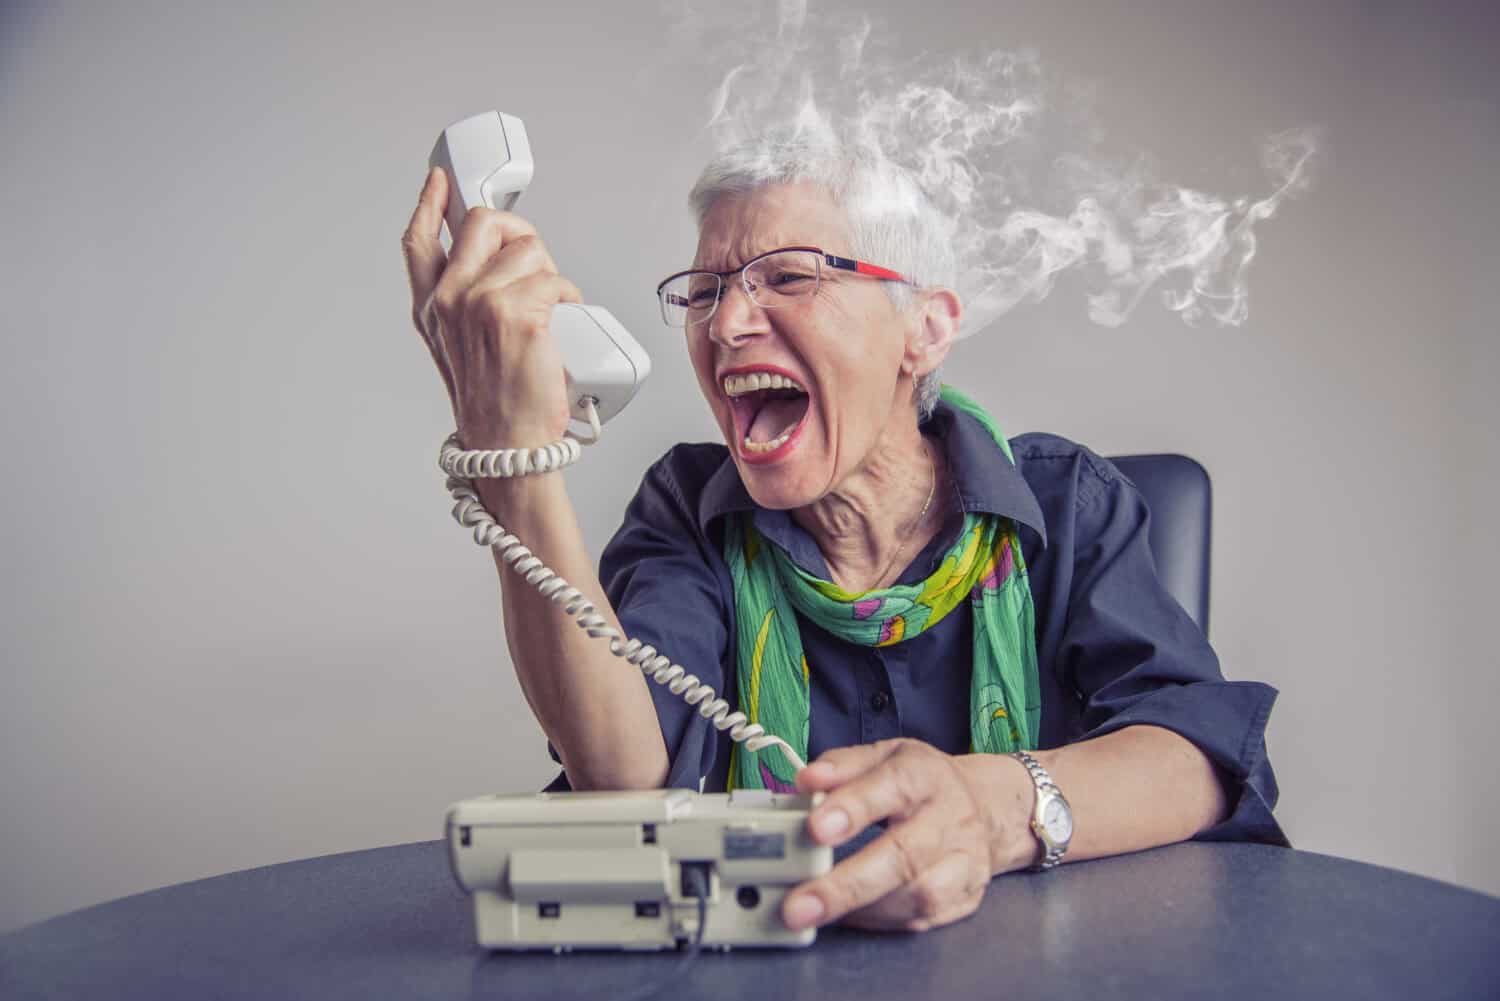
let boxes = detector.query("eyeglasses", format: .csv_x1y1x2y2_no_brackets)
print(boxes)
655,245,914,328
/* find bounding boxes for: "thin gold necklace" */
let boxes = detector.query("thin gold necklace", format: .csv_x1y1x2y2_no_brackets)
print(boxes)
873,439,938,591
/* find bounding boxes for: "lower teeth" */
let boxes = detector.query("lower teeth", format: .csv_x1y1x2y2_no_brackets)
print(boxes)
743,424,797,453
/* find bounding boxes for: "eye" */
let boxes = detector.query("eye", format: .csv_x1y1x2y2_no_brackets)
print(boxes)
687,286,721,308
767,269,815,288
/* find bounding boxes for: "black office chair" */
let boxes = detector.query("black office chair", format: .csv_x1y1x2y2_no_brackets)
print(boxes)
1107,454,1212,637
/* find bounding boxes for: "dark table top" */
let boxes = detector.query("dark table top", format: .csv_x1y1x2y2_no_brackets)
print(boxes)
2,840,1497,1001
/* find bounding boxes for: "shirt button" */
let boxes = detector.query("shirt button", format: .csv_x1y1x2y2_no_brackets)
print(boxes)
869,691,890,713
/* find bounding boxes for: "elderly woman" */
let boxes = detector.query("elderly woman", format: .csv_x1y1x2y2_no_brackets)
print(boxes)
400,138,1286,934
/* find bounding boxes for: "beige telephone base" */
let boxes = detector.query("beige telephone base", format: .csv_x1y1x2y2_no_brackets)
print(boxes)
445,789,832,951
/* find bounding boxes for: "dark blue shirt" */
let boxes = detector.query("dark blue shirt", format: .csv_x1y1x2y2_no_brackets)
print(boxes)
544,398,1288,847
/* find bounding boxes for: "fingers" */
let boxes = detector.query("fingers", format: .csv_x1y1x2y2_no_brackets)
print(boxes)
511,270,583,308
456,271,586,345
401,166,448,310
460,235,568,305
785,818,990,931
399,166,578,445
788,807,951,928
443,203,539,291
839,852,989,933
401,169,458,402
783,740,992,931
797,739,930,845
795,740,902,795
402,164,548,317
429,230,565,343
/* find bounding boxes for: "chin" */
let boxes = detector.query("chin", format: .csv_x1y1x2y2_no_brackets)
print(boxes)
737,469,807,511
730,449,829,512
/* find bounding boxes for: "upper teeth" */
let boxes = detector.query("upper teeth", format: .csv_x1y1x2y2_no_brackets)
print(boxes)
723,372,805,396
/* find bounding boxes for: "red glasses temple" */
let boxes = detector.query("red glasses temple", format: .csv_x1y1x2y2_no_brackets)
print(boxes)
823,254,909,283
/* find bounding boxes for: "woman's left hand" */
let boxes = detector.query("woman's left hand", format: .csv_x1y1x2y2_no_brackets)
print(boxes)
781,738,1030,932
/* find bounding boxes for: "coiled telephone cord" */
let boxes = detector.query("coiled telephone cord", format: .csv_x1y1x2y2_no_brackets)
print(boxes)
439,399,806,777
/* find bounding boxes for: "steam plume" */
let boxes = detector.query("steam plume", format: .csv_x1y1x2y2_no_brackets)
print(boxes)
666,0,1322,337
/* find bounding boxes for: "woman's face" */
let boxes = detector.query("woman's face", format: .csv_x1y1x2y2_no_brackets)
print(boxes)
686,181,919,510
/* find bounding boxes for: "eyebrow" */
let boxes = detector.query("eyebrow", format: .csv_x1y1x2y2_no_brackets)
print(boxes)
695,253,758,273
698,239,811,272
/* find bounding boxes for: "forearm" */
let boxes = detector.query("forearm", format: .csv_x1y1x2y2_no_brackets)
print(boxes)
475,473,669,791
961,724,1230,873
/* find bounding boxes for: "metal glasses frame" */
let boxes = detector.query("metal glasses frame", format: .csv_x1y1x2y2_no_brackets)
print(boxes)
655,245,914,327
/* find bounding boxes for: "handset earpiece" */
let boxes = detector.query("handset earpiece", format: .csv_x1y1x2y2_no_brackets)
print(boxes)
428,111,650,428
427,110,534,236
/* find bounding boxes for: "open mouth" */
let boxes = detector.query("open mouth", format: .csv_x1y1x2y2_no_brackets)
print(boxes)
722,369,812,460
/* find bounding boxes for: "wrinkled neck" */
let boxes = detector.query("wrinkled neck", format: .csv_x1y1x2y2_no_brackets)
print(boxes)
792,416,943,592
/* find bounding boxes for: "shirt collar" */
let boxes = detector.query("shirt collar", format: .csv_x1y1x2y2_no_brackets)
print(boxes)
698,397,1048,560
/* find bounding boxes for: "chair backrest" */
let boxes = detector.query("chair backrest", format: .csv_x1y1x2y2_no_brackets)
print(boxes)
1106,453,1212,636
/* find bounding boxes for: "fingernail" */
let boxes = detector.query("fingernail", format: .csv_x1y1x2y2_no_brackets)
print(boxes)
815,808,849,839
423,166,438,189
785,894,824,929
798,762,833,790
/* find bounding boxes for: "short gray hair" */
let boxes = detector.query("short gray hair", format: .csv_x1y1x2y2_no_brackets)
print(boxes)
688,134,954,421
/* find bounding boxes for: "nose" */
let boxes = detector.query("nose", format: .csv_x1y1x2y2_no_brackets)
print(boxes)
705,276,767,349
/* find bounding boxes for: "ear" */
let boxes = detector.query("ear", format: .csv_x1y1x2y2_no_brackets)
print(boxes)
900,287,962,380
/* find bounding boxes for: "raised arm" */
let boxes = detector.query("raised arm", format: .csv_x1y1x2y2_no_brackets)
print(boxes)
401,166,667,790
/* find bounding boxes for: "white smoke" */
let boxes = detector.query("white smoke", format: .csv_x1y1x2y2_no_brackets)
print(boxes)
665,0,1323,337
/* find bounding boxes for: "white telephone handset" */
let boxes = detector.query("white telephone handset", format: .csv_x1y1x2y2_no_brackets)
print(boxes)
428,111,651,427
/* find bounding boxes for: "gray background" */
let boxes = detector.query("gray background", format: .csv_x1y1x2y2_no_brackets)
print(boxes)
1,0,1495,934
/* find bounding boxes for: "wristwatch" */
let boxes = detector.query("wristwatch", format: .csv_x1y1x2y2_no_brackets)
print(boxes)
1010,751,1073,871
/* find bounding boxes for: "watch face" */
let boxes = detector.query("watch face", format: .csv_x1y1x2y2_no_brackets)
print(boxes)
1042,797,1073,844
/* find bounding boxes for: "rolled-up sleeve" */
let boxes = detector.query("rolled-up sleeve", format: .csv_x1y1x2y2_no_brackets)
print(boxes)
542,448,730,793
1058,459,1289,846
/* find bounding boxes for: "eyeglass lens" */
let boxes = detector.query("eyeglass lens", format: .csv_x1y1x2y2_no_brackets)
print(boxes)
659,250,822,327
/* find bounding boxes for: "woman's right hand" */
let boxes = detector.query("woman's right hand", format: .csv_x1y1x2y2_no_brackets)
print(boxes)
400,166,584,449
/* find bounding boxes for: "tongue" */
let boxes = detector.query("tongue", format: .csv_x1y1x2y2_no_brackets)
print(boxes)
748,395,809,443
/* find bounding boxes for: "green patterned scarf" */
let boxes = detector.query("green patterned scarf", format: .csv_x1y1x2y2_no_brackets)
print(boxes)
725,386,1040,791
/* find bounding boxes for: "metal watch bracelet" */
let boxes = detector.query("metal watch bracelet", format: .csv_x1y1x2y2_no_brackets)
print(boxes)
1011,750,1069,871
